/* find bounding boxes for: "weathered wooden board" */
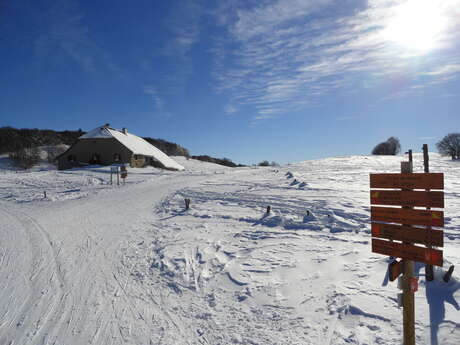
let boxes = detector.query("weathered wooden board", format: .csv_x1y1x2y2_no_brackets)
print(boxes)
370,173,444,190
372,239,443,266
371,206,444,227
371,222,443,247
370,190,444,208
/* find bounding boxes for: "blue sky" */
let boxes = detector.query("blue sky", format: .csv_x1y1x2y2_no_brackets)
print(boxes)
1,0,459,164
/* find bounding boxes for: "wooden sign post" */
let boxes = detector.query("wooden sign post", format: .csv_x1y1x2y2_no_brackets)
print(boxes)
370,149,444,345
401,160,415,345
120,165,127,185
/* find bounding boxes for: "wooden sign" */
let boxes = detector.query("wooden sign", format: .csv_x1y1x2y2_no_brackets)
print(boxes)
370,190,444,208
371,223,443,247
371,206,444,227
372,239,443,266
389,259,403,281
120,165,127,178
370,173,444,190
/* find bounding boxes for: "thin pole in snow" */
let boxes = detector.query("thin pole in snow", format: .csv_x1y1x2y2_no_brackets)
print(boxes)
423,144,434,282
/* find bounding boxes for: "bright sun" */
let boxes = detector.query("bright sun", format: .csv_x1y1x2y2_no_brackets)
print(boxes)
383,0,447,52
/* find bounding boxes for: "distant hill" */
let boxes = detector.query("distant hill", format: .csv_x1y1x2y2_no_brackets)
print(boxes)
0,127,83,153
0,126,243,167
190,155,245,168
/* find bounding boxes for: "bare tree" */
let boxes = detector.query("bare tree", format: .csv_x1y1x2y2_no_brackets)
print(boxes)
372,137,401,155
436,133,460,160
9,147,40,169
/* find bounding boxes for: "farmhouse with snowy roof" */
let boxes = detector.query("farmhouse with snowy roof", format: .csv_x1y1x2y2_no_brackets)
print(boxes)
57,124,185,171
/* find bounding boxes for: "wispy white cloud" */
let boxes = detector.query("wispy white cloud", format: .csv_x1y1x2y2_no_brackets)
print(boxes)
422,64,460,77
161,2,202,57
231,0,332,41
31,0,97,72
143,1,204,95
224,104,238,115
144,85,171,117
211,0,460,120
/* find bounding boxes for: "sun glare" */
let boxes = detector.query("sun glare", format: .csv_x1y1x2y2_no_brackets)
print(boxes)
383,0,447,52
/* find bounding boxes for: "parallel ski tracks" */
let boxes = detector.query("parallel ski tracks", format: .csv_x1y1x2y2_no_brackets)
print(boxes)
0,204,67,345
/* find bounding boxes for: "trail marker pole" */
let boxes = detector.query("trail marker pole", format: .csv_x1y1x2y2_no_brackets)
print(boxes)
423,144,434,282
120,165,127,185
401,160,416,345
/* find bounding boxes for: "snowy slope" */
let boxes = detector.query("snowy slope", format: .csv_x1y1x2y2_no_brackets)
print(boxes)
0,154,459,345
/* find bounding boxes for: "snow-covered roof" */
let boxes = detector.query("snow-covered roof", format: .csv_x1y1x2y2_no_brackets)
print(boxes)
79,126,112,139
80,126,185,171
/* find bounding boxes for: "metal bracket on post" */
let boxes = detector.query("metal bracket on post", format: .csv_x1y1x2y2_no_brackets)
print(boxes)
443,265,455,283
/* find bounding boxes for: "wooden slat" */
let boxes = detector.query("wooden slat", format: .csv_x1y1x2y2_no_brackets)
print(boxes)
370,190,444,208
371,206,444,227
371,222,443,247
372,239,443,266
370,173,444,190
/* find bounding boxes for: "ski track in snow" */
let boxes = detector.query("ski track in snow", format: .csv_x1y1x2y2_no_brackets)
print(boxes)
0,154,459,345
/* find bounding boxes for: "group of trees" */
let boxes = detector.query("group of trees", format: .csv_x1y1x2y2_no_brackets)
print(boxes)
258,160,280,167
190,155,245,167
371,133,460,160
0,126,82,154
436,133,460,160
9,147,41,169
372,137,401,155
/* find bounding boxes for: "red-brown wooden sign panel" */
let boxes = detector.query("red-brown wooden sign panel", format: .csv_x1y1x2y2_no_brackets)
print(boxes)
370,190,444,208
370,173,444,190
372,239,443,266
371,222,443,247
371,206,444,227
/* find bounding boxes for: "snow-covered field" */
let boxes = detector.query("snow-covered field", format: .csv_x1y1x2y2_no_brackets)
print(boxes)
0,154,459,345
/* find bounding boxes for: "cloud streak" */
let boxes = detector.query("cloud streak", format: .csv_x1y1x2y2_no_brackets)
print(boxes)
143,0,204,96
212,0,460,120
144,85,171,118
31,0,97,72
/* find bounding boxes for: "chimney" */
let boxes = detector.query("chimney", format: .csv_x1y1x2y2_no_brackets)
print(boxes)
103,123,110,128
122,127,128,134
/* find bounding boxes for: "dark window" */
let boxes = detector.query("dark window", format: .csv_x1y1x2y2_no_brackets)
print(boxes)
90,154,101,164
67,155,76,162
114,153,121,162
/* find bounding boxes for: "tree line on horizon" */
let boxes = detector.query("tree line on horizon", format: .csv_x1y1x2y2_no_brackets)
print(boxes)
371,134,460,160
0,126,244,169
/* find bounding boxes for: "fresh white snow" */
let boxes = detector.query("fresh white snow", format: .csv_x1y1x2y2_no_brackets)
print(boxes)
0,153,459,345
